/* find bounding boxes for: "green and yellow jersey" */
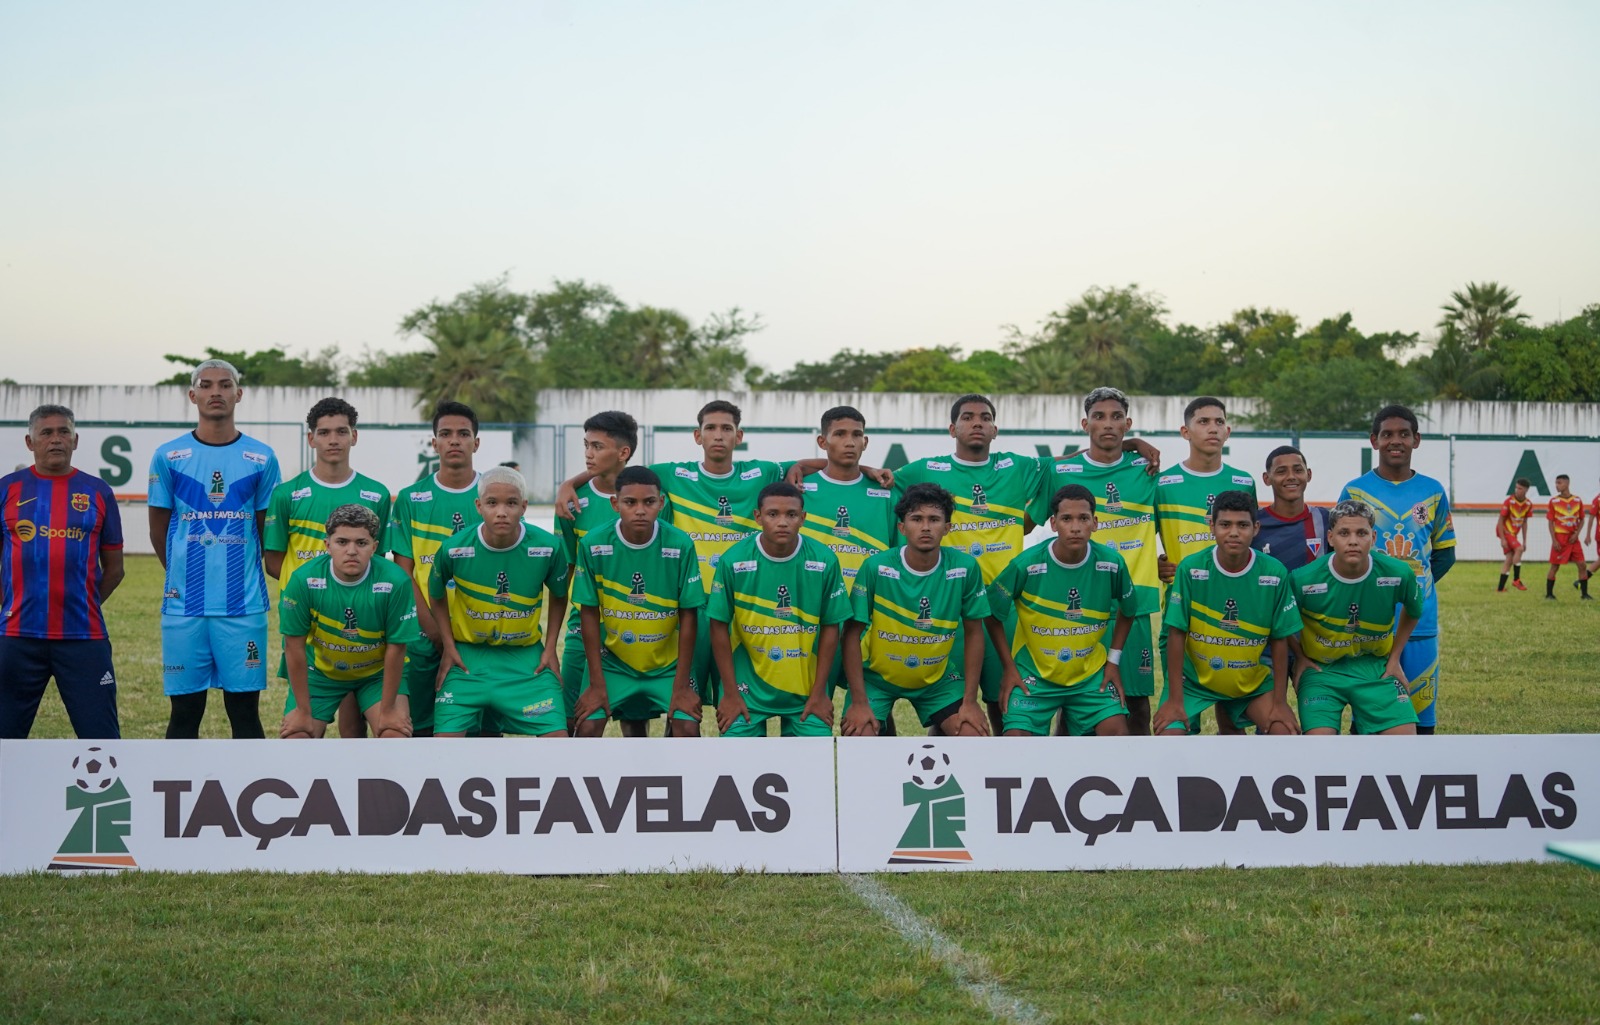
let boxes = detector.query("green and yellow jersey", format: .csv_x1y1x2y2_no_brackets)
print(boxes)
894,452,1046,584
569,520,706,678
388,473,482,605
555,480,621,641
986,539,1137,689
263,469,392,587
1044,452,1160,615
1162,548,1299,697
800,470,897,584
706,534,851,699
1290,552,1423,666
850,547,990,691
1154,461,1259,566
653,459,786,592
278,554,420,683
428,522,569,649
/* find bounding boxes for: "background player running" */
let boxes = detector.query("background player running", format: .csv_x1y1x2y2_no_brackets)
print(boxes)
840,483,991,737
1545,474,1592,600
1496,477,1533,593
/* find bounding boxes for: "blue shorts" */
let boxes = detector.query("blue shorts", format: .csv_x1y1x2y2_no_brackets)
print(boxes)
161,613,269,695
1401,635,1440,728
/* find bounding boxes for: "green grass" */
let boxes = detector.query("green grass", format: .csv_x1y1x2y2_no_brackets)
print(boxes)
8,558,1599,1024
25,557,1600,738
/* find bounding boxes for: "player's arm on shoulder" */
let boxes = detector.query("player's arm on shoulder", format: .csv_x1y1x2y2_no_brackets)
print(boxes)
554,469,598,520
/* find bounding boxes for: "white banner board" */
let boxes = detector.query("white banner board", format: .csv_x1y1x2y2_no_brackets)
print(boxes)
0,738,836,874
836,736,1597,871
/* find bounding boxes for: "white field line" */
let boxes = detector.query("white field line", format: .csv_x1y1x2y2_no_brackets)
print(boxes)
842,873,1049,1025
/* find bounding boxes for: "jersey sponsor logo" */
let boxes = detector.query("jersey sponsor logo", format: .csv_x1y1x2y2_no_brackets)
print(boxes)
242,451,270,465
739,467,763,481
945,566,967,580
291,487,313,500
732,560,757,573
867,488,890,498
449,547,476,558
306,578,327,590
165,447,193,460
353,489,381,503
409,491,433,502
1117,540,1142,551
1027,563,1048,576
804,560,826,572
1158,474,1184,486
1132,457,1149,467
926,460,951,471
1056,463,1082,473
984,543,1009,553
371,582,393,593
1258,575,1280,586
1376,576,1402,587
1232,475,1254,486
878,565,901,580
801,482,818,492
674,467,698,481
590,544,614,557
662,547,681,559
996,457,1014,469
71,492,91,513
526,546,553,558
1300,582,1328,594
1096,561,1118,573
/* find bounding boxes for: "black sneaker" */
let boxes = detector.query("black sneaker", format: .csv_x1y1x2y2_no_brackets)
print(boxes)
1545,594,1557,600
1583,594,1595,601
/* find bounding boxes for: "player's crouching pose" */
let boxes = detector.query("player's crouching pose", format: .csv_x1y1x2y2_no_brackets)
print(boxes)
280,505,417,739
570,467,706,737
428,467,570,738
709,482,851,737
986,485,1135,737
1153,491,1301,736
1289,500,1423,736
841,483,991,737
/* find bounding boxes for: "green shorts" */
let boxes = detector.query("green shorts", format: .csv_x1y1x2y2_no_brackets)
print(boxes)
561,628,586,722
1297,655,1418,734
404,633,441,733
284,670,400,723
846,673,965,729
1120,612,1157,698
978,613,1007,705
693,622,724,706
1003,666,1127,736
434,644,565,736
582,665,697,722
1158,676,1270,735
720,676,830,737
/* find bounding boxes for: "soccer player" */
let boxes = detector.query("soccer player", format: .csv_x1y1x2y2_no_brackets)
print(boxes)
1339,405,1455,734
1154,396,1259,734
840,483,991,737
1580,477,1600,583
1152,491,1300,736
890,394,1048,735
390,401,485,736
1496,477,1533,593
707,482,851,737
1289,500,1423,736
428,467,570,737
569,466,705,737
1545,474,1592,600
985,484,1135,737
1252,446,1329,573
149,359,281,739
1044,387,1161,734
0,405,125,739
556,401,787,718
264,396,393,738
554,410,649,734
279,505,417,739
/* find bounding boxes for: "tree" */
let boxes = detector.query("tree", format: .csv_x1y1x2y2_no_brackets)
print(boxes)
872,348,995,394
1211,308,1300,394
1439,281,1528,349
399,278,542,422
1488,308,1600,402
158,346,342,387
347,347,432,387
759,349,900,391
1005,285,1166,391
1415,328,1501,400
1252,356,1426,432
1135,323,1217,395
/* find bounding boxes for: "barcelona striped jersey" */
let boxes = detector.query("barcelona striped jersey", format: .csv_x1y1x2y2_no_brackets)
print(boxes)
0,468,124,639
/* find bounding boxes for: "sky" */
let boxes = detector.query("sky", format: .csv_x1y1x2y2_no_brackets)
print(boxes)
2,1,1597,386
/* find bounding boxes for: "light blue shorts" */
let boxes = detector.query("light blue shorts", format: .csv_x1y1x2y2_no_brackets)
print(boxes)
161,612,269,695
1400,634,1440,729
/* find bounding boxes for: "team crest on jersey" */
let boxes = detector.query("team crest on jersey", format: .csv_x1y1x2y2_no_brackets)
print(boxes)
494,571,510,603
342,607,360,638
71,492,90,513
1140,648,1152,670
1221,598,1239,627
1345,603,1361,628
1103,482,1123,513
1205,494,1217,517
833,505,851,537
916,596,933,628
291,487,313,501
970,485,990,516
775,584,793,618
451,512,465,532
207,471,227,505
628,571,647,604
244,641,262,669
716,496,733,526
1306,538,1323,557
1065,587,1083,619
1410,502,1430,527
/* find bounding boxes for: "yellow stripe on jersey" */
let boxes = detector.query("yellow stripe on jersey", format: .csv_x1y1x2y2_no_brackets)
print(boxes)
307,612,387,681
874,595,958,632
447,585,544,647
595,580,682,675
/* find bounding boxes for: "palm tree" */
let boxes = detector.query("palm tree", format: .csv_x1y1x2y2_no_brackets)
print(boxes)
1417,328,1501,400
412,311,545,423
1438,282,1528,349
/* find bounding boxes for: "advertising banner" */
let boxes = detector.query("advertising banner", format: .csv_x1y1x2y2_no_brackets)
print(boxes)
0,738,836,874
836,736,1595,872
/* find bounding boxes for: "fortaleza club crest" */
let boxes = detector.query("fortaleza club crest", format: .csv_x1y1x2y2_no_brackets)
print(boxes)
53,747,136,871
890,744,971,865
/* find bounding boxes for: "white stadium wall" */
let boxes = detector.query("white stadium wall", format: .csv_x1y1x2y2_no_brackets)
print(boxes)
3,386,1596,559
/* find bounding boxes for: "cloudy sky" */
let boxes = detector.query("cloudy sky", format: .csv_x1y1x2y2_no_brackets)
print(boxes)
2,1,1596,385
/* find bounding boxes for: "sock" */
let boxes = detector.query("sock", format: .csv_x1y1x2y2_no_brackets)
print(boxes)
166,692,208,739
1416,724,1435,736
1547,578,1556,597
1583,578,1591,597
1498,574,1508,591
1513,565,1522,581
222,690,264,739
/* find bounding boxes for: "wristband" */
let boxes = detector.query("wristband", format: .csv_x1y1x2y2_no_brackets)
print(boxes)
1107,648,1123,666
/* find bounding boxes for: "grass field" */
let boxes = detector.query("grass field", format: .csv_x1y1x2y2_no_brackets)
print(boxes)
5,557,1599,1024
